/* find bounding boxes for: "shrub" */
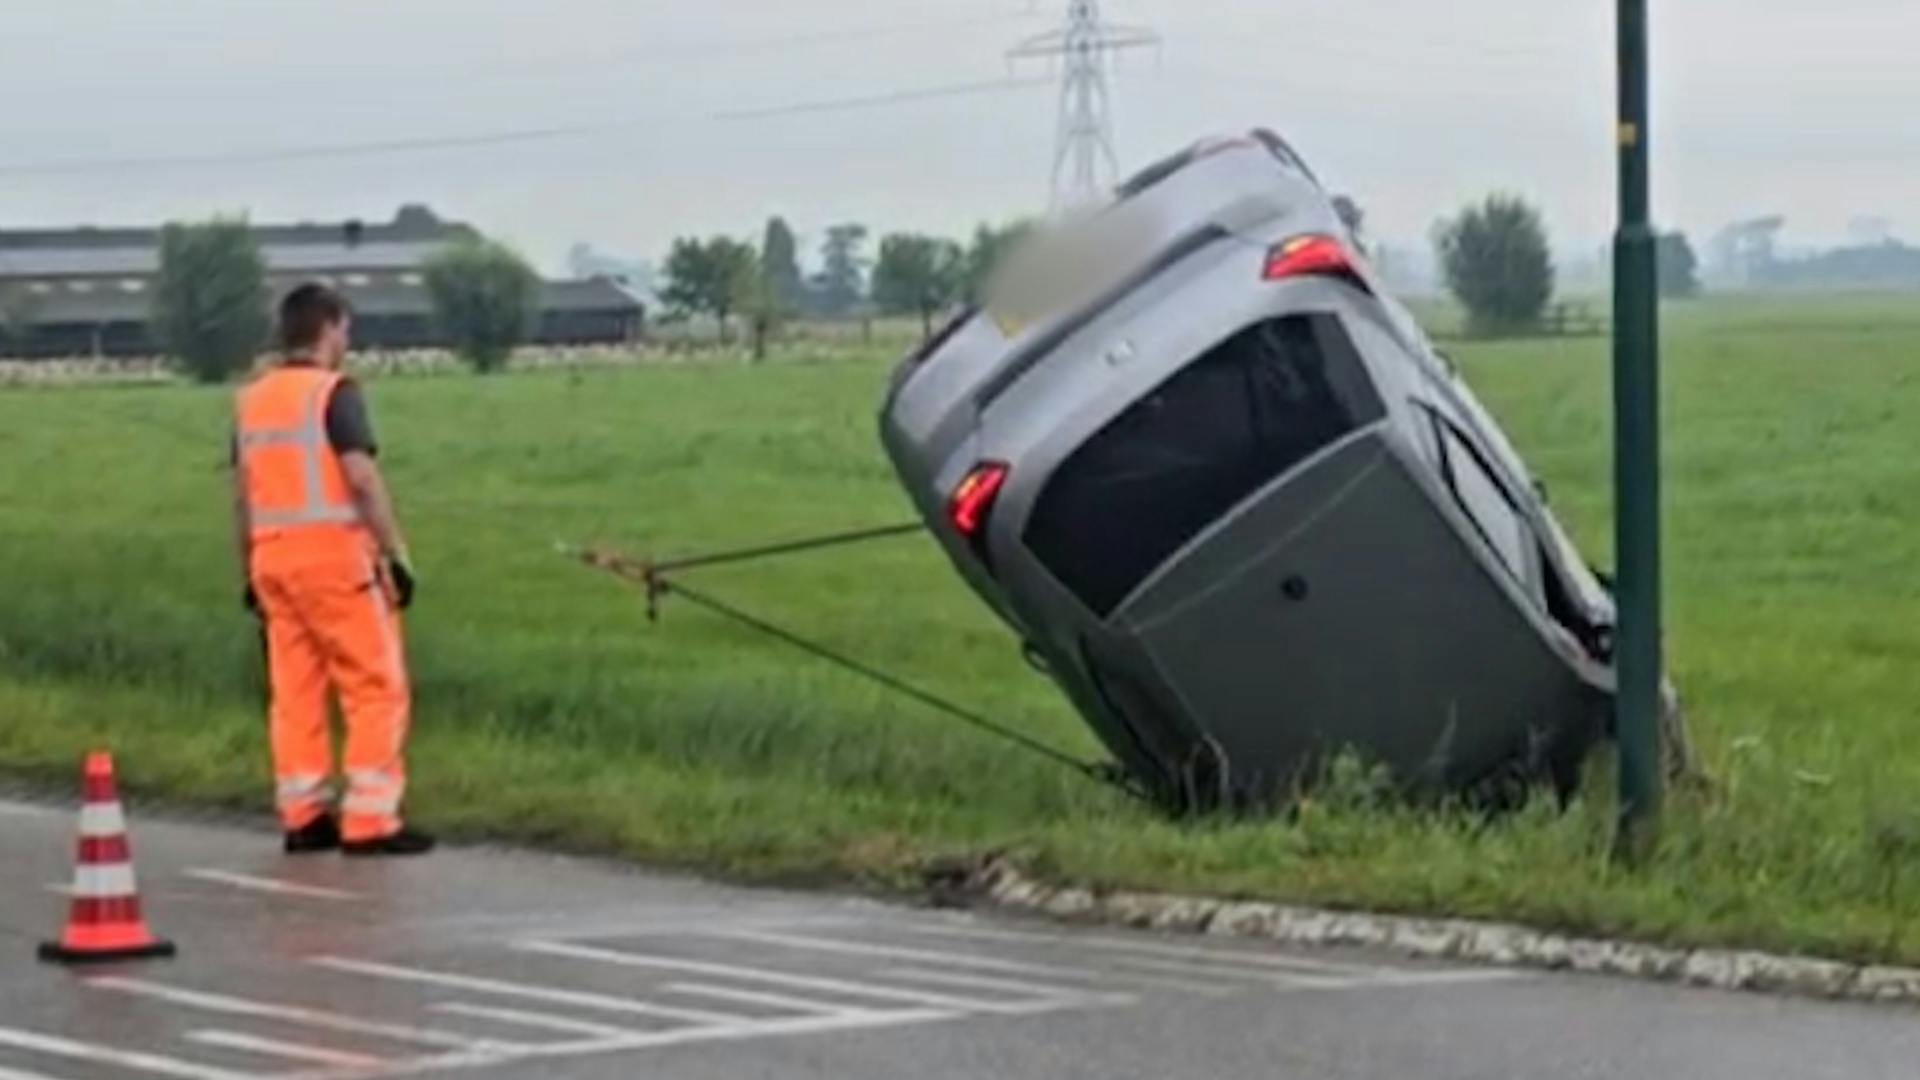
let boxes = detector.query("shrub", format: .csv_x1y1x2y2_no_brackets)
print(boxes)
424,239,540,373
152,218,269,382
1435,195,1556,335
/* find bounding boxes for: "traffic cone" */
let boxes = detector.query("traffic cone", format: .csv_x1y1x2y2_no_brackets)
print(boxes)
37,751,175,964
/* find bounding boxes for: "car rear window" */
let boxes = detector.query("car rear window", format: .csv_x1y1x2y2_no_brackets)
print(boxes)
1025,314,1385,617
1115,146,1198,201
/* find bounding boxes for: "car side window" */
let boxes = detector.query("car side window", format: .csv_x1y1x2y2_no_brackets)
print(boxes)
1429,413,1542,601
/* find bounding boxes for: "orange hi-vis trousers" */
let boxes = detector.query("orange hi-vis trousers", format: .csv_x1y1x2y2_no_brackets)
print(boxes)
254,549,411,843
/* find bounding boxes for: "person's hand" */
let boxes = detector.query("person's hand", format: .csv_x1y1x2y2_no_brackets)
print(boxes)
386,557,416,610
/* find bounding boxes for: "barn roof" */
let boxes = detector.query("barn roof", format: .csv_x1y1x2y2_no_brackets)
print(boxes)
0,205,481,279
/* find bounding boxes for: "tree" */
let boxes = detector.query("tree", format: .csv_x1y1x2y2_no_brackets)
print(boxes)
1657,231,1702,298
871,233,965,340
660,236,757,343
1435,194,1556,334
423,238,540,373
810,223,869,318
660,237,711,321
963,220,1037,306
707,238,758,342
760,217,804,310
153,218,269,382
737,245,798,363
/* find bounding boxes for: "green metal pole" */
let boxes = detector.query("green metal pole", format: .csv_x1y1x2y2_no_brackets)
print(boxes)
1613,0,1664,857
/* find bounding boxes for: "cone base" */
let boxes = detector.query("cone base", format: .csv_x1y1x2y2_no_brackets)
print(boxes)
37,938,176,965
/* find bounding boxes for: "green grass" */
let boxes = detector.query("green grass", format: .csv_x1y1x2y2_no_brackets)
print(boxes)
6,295,1920,962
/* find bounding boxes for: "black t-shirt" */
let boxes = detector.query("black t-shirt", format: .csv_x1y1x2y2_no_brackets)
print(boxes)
323,380,378,456
230,367,379,463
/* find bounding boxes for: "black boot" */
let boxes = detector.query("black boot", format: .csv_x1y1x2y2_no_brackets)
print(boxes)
284,814,342,855
341,826,437,858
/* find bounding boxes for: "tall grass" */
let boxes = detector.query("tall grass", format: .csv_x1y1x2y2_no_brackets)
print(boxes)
4,297,1920,960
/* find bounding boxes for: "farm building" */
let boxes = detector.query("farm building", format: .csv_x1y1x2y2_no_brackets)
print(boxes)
0,205,644,358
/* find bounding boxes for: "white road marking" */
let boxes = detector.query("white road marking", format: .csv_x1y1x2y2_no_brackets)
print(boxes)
432,1004,641,1040
0,1027,250,1080
517,940,1070,1016
715,926,1228,996
704,927,1096,980
283,1008,963,1079
403,909,858,938
183,869,362,902
900,921,1384,976
660,982,866,1018
881,966,1129,1005
86,977,508,1052
311,957,746,1028
187,1031,391,1070
0,800,58,817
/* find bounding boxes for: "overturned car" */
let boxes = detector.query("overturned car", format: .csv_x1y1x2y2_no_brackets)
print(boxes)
881,131,1627,812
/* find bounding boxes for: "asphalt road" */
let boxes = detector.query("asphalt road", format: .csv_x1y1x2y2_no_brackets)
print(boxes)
2,796,1917,1080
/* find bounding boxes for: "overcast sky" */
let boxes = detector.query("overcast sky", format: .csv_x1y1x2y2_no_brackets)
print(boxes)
2,0,1914,272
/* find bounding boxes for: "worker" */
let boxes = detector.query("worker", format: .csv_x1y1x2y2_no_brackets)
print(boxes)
233,283,434,857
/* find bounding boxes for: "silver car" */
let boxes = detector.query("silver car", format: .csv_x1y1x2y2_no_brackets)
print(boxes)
881,131,1620,811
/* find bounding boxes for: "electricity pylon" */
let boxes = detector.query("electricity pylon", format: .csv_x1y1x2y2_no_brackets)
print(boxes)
1011,0,1160,208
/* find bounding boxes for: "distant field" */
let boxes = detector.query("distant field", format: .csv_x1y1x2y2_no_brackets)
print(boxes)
5,293,1920,964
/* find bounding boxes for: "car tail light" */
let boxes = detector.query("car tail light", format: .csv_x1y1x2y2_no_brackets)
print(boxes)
1262,234,1369,291
948,462,1010,540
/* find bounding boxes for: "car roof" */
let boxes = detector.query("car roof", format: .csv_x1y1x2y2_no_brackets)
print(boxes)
1114,129,1322,203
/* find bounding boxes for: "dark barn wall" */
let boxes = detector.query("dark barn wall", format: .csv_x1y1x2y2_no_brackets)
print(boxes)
4,320,155,359
351,314,439,351
532,308,642,346
2,306,643,359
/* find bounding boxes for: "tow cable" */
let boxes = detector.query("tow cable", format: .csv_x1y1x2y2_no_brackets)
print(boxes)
559,525,1149,803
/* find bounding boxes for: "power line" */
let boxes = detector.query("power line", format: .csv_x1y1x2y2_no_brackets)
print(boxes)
0,126,624,178
715,76,1052,121
0,76,1056,177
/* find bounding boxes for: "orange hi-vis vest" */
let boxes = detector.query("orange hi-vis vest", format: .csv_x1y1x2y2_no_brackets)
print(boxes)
235,364,367,560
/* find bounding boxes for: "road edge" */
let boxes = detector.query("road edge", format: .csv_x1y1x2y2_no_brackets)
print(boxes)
957,856,1920,1005
17,772,1920,1006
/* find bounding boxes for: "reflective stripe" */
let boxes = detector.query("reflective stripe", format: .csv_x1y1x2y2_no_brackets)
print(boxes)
341,794,400,818
72,863,138,898
296,378,333,521
251,505,362,527
345,769,395,789
276,776,331,804
238,372,363,533
236,428,306,449
78,803,127,838
344,767,400,819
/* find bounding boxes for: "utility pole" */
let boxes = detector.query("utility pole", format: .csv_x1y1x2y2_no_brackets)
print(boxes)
1011,0,1159,209
1613,0,1664,858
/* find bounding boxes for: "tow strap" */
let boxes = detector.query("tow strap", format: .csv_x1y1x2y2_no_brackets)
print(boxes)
560,525,1147,803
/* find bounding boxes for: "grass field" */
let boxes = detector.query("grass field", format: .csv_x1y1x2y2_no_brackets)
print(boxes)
5,294,1920,964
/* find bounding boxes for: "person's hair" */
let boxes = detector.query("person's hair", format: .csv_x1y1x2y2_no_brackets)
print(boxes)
277,283,350,352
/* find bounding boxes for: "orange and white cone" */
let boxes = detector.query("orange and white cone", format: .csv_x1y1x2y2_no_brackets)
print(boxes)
38,751,175,964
